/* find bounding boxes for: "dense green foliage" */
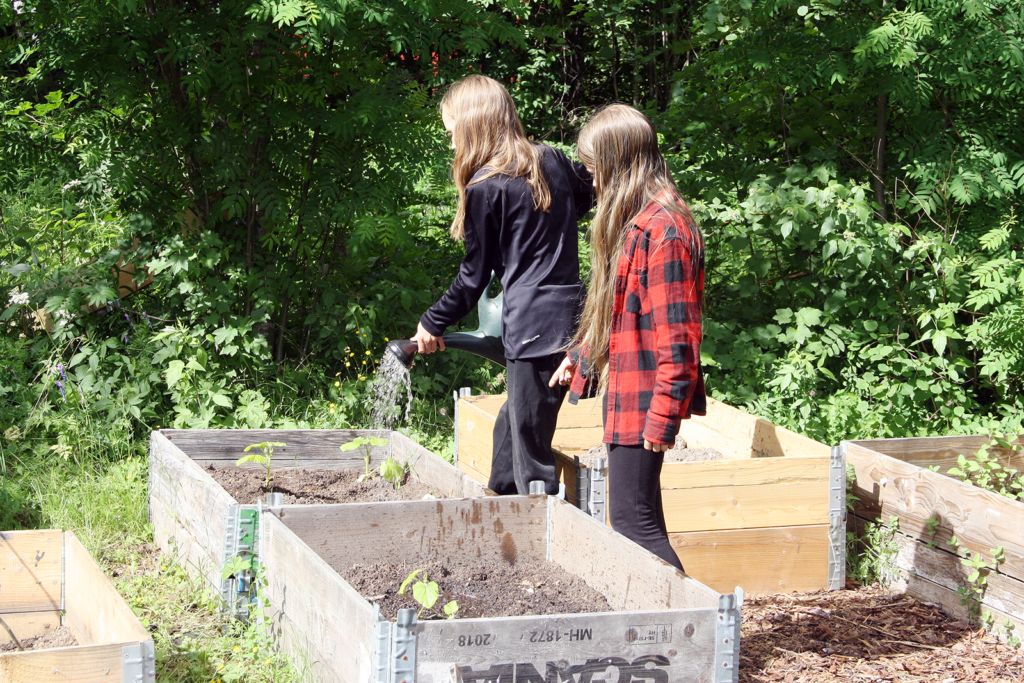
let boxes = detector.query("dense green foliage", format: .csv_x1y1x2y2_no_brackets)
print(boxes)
1,0,1023,487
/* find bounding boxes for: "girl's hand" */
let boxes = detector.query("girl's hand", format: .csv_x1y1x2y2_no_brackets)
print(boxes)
549,356,575,387
412,322,446,354
644,439,672,453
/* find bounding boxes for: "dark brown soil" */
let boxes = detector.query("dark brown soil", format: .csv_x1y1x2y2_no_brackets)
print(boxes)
207,465,439,505
579,441,724,468
0,625,78,652
740,584,1024,682
341,558,612,620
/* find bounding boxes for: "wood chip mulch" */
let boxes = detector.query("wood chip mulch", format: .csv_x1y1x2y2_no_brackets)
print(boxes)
740,584,1024,682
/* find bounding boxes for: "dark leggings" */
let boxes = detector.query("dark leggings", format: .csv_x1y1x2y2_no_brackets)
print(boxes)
606,443,684,571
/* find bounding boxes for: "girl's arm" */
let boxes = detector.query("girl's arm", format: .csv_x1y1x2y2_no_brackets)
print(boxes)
644,233,703,446
419,183,501,336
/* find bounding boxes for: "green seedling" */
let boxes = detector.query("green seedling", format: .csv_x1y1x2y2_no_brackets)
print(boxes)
379,456,410,489
220,555,253,581
399,569,459,619
925,514,941,548
340,436,388,478
948,435,1024,501
237,441,285,490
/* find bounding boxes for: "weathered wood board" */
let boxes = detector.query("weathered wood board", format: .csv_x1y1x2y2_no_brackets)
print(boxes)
149,428,490,594
0,530,152,683
266,495,734,683
845,438,1024,641
457,393,836,593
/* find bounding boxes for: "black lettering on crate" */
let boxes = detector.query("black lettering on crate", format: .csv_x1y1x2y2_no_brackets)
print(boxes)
461,655,670,682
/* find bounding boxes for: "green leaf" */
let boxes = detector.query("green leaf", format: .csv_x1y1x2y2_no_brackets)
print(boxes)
166,360,185,387
399,570,422,595
210,392,233,408
412,579,440,609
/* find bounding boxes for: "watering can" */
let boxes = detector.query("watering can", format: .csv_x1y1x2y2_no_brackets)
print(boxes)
386,276,505,368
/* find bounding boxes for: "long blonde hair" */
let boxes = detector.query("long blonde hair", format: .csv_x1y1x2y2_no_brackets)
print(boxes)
441,75,551,240
573,104,704,392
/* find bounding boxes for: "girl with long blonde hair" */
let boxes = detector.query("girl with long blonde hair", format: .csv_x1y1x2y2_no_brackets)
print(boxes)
413,75,594,495
551,104,706,570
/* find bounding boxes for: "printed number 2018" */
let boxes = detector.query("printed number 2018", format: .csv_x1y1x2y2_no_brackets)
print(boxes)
458,634,493,647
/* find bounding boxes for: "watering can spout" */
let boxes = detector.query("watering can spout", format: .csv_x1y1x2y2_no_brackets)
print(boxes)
386,276,506,369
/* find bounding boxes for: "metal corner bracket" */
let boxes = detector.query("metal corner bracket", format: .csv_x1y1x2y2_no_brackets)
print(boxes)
220,503,260,620
122,640,156,683
827,444,847,591
588,457,607,522
452,387,472,467
714,588,744,683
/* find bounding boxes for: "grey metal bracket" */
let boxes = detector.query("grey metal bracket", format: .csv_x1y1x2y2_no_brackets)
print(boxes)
714,588,744,683
372,620,391,683
220,504,260,620
122,640,156,683
588,457,607,522
392,609,418,683
575,457,590,513
828,445,847,591
452,387,472,467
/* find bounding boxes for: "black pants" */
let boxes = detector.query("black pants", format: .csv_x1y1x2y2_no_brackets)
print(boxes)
488,353,567,495
607,443,685,571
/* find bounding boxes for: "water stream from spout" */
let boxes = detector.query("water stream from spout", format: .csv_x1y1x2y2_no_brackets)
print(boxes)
368,350,413,431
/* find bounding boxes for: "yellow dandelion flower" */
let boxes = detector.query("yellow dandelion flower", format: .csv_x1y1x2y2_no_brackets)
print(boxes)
329,408,335,414
365,350,371,355
335,372,341,377
345,362,351,367
362,360,367,365
334,381,340,387
232,646,240,652
384,337,389,342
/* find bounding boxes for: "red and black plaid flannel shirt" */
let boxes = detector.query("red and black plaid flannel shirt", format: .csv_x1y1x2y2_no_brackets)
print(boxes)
569,194,706,446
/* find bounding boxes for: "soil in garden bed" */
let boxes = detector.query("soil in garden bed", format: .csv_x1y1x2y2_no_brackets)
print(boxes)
0,626,78,653
342,557,612,620
207,465,439,505
740,584,1024,682
579,442,724,468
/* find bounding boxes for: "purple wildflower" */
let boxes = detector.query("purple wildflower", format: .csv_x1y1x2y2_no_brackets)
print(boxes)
57,363,67,382
141,312,152,327
123,332,129,344
124,313,136,331
56,380,66,402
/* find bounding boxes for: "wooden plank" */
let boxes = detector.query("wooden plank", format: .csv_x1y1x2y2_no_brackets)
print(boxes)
0,530,62,614
160,428,389,468
548,498,719,612
391,432,492,499
660,457,829,490
149,431,237,591
851,435,1024,477
262,512,377,683
277,496,549,571
63,532,150,647
663,481,829,533
845,440,1024,584
0,611,61,645
669,525,830,594
550,426,605,455
0,642,131,682
416,608,720,682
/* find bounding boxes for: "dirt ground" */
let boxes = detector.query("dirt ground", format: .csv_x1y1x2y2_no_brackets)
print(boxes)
341,557,611,620
0,625,78,652
579,441,724,468
207,465,438,505
740,584,1024,682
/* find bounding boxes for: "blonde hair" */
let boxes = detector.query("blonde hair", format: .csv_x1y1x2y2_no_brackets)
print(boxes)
573,104,704,392
441,75,551,240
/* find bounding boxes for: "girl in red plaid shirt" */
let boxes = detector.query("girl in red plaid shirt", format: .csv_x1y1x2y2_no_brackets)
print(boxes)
551,104,706,571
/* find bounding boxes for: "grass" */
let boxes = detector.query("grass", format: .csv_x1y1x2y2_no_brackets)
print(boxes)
27,456,301,682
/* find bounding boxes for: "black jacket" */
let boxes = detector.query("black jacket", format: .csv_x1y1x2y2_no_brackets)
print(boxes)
421,145,594,360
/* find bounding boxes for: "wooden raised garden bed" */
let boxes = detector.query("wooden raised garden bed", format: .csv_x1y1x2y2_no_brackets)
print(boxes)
148,428,489,617
0,529,154,683
456,393,845,594
844,436,1024,640
261,494,742,683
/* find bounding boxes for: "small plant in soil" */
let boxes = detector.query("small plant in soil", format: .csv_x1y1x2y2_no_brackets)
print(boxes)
237,441,285,490
399,569,459,619
339,436,388,479
379,456,409,489
948,435,1024,501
